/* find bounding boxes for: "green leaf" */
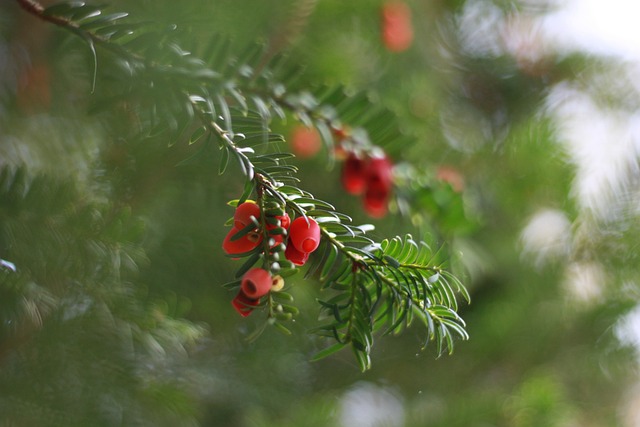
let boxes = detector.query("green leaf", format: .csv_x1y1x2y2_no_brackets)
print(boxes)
291,197,335,210
230,221,259,242
384,237,400,258
82,34,98,93
42,2,86,17
219,146,230,175
252,95,271,123
227,85,248,114
277,303,299,315
271,291,294,302
224,244,261,260
383,255,401,269
397,235,417,263
216,94,232,135
189,126,207,145
311,342,347,362
221,279,241,290
234,251,262,278
273,321,292,335
238,179,254,205
343,246,378,261
321,222,355,237
352,346,371,372
320,245,339,281
267,227,287,236
314,120,334,152
79,12,129,29
71,5,102,21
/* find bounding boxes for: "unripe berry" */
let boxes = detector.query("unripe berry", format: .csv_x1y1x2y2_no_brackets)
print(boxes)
271,275,285,292
284,243,310,266
288,217,321,253
233,202,261,230
341,153,368,195
240,268,273,299
231,290,259,317
222,227,262,255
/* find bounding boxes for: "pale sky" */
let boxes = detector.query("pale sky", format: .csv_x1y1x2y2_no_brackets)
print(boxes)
543,0,640,62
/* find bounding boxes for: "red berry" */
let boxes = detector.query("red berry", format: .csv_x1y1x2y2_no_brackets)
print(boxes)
278,212,291,230
289,217,321,253
436,165,464,192
266,226,285,247
364,181,391,218
285,243,310,266
240,268,272,299
222,227,262,255
367,156,393,186
264,213,289,248
290,126,322,158
381,1,414,52
342,153,368,195
234,202,261,230
231,290,259,317
267,226,287,247
363,156,394,218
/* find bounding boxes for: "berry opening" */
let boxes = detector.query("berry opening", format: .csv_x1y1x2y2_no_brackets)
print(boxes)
240,268,272,298
244,280,257,295
301,238,317,253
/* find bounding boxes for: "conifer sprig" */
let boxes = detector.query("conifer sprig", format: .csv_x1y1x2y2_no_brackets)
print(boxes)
17,0,470,370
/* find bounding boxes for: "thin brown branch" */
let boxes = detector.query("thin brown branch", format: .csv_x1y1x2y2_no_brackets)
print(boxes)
17,0,80,29
15,0,146,65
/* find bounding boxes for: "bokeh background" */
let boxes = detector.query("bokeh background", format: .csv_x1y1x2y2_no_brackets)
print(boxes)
2,0,640,426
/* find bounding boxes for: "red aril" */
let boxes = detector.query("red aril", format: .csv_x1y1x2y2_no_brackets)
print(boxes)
288,217,321,253
284,243,310,266
363,156,393,218
240,268,272,299
233,202,261,230
231,290,260,317
278,212,291,230
222,227,262,255
341,153,368,195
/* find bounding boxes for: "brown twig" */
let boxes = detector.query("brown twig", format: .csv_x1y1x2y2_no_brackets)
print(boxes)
17,0,74,28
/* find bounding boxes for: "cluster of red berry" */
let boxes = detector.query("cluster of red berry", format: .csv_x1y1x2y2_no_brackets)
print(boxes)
222,201,321,316
341,153,394,218
288,126,395,218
